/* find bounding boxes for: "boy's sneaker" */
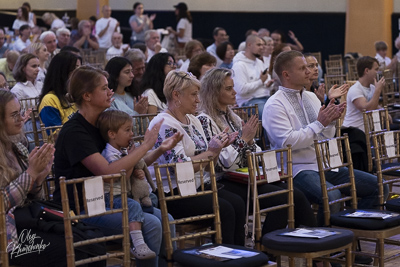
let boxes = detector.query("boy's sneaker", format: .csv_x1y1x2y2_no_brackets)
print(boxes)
130,243,156,260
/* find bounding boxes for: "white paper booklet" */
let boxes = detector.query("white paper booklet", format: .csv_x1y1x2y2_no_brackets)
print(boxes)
280,228,338,239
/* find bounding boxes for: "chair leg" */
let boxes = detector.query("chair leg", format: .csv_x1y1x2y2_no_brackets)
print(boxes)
288,256,295,267
345,247,352,267
378,238,384,267
277,255,282,267
306,258,313,267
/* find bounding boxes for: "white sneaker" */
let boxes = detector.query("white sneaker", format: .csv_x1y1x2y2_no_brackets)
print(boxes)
130,243,156,260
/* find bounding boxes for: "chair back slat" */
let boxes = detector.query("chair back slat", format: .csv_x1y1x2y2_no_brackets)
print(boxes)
314,135,358,227
154,157,222,264
362,107,390,172
59,171,130,266
0,189,9,267
247,145,293,250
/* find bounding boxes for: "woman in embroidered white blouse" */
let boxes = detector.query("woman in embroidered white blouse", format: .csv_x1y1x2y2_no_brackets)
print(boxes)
148,70,249,245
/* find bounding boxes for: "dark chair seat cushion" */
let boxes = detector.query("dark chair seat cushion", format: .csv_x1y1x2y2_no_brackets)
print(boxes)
173,244,269,267
385,199,400,212
381,162,400,176
261,227,354,253
330,209,400,230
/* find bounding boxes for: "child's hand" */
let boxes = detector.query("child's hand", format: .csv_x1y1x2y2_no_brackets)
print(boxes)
133,169,146,180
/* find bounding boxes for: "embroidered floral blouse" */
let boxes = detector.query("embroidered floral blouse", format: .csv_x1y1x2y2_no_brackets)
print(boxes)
197,110,260,172
148,112,209,192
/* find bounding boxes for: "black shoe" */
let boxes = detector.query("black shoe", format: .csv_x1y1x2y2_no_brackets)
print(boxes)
354,254,373,265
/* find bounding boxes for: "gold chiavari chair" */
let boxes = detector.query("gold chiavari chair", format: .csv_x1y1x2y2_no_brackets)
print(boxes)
249,147,353,267
362,107,390,173
0,189,9,267
154,157,270,267
59,171,130,267
315,135,400,266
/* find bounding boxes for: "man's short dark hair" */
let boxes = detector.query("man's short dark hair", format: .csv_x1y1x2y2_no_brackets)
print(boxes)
19,24,30,35
356,56,379,78
213,27,225,36
274,50,303,80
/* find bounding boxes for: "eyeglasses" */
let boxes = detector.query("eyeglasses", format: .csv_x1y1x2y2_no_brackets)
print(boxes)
166,61,178,68
11,109,25,122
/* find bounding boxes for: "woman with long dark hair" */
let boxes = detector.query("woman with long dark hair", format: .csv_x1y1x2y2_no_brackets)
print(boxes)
105,57,148,116
139,53,176,113
167,2,192,48
38,52,82,127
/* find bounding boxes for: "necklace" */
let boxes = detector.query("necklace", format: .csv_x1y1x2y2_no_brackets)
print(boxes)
167,108,189,124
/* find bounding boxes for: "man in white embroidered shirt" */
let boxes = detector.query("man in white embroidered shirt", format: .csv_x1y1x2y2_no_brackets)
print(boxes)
263,50,386,225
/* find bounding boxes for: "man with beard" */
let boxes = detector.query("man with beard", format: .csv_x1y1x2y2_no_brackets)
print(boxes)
232,34,272,117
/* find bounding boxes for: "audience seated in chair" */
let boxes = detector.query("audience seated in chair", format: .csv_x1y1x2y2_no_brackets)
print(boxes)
263,50,387,225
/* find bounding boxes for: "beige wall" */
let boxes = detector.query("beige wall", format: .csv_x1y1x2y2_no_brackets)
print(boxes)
0,0,347,12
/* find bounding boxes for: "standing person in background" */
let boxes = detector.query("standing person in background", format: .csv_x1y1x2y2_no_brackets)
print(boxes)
167,2,192,48
95,5,120,49
28,43,50,83
130,2,156,46
271,29,303,51
12,6,32,36
22,2,36,26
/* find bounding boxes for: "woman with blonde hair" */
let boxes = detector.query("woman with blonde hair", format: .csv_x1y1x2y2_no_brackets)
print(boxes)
148,70,247,245
197,67,317,235
28,42,50,83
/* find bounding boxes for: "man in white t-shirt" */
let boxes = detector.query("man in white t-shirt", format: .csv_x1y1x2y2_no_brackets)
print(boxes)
145,30,167,62
342,56,385,132
206,27,229,66
95,5,120,49
106,32,129,60
14,25,31,53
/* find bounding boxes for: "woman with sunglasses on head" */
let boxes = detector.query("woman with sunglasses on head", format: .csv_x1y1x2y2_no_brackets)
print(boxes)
148,70,247,245
139,53,177,114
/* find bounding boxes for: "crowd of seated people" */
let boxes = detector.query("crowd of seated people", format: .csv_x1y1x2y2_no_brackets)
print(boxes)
1,2,396,267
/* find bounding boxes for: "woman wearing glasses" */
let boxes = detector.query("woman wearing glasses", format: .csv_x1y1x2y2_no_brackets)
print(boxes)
197,68,317,235
0,90,69,266
139,53,177,113
148,70,246,245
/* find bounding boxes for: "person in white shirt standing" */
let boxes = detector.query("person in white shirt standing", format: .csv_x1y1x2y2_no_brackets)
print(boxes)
167,2,192,49
232,34,273,117
95,5,120,49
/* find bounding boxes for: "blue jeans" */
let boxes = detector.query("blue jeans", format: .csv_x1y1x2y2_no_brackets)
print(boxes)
242,96,269,120
83,201,176,267
105,194,145,223
293,167,389,225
